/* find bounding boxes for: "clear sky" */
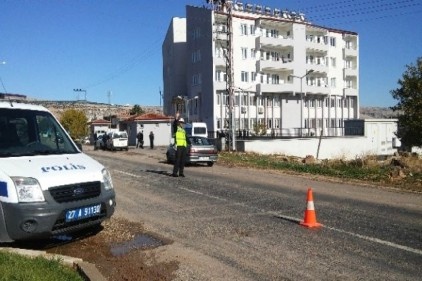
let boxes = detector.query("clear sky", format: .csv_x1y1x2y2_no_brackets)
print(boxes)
0,0,421,107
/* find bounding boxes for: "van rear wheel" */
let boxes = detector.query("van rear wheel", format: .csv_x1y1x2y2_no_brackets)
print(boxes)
207,162,214,167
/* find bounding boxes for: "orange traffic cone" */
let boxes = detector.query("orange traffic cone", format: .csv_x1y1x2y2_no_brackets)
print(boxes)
300,188,322,228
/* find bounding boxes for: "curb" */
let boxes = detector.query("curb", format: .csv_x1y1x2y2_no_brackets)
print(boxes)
0,247,107,281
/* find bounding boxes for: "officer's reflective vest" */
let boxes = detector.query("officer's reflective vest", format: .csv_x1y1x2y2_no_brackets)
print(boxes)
175,127,187,147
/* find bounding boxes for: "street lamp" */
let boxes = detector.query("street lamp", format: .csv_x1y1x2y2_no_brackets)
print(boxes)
186,96,198,123
289,69,314,137
73,88,87,101
175,95,198,123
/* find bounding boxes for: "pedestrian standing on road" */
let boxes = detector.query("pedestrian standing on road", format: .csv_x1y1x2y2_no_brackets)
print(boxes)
172,115,188,177
136,131,144,149
149,131,154,149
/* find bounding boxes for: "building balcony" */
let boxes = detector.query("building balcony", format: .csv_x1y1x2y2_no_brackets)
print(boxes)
303,84,330,96
305,40,329,52
215,32,228,42
343,87,358,96
344,67,358,77
256,35,294,49
344,47,357,58
306,63,328,74
256,82,295,94
214,56,226,66
256,59,293,72
214,80,227,91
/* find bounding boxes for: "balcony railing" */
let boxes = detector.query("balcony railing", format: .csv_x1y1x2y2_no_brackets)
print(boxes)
256,82,295,94
256,36,293,49
256,59,293,72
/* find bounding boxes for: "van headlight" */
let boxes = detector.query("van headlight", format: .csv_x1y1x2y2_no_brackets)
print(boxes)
102,168,114,190
12,177,45,203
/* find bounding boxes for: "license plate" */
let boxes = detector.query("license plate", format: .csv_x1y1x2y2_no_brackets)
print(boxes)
65,204,101,222
199,157,209,160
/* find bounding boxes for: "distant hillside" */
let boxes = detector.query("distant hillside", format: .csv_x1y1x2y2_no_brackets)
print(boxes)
27,100,163,121
360,106,400,119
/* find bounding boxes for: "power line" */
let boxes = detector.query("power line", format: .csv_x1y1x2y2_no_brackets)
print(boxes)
83,38,162,90
308,0,421,21
0,77,7,93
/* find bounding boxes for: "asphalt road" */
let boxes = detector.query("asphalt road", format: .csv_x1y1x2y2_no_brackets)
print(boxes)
85,146,422,281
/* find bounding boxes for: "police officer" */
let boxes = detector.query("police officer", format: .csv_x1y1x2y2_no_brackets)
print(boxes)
172,116,187,177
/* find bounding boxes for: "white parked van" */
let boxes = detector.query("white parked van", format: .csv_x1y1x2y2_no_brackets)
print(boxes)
0,101,116,242
184,122,208,138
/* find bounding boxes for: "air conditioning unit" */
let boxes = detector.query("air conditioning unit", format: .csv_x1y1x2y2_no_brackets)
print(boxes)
258,107,264,114
241,106,247,113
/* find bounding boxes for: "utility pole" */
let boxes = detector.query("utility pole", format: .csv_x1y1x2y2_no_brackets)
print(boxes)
159,87,162,107
225,1,235,151
107,91,112,129
209,0,235,150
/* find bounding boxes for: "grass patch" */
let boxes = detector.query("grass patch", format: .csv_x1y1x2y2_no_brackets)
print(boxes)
218,152,422,192
0,251,83,281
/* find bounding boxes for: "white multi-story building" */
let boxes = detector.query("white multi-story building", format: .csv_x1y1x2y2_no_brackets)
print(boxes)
162,2,359,138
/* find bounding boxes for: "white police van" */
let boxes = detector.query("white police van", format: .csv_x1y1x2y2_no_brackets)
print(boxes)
0,100,116,242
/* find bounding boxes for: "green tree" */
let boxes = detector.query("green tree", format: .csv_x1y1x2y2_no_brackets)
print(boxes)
253,123,267,136
130,104,144,115
60,109,88,140
391,57,422,149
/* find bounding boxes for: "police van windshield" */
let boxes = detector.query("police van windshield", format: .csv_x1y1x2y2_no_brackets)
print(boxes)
0,108,79,157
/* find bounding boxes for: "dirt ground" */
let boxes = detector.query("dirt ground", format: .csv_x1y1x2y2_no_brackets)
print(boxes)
13,216,178,281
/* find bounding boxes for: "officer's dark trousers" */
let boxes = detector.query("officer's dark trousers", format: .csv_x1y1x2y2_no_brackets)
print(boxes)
173,146,187,175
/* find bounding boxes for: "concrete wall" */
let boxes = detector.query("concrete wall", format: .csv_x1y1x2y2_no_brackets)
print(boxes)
237,136,397,160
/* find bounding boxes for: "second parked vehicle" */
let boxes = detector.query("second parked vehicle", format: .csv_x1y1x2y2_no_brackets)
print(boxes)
106,131,128,151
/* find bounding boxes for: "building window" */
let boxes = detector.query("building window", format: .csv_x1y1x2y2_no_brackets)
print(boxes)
241,24,248,35
192,74,202,85
241,71,249,82
241,47,247,59
241,93,248,106
330,37,336,47
274,96,280,107
250,95,256,106
216,70,226,82
192,50,201,63
330,78,336,88
271,74,279,84
251,48,256,59
250,24,255,35
193,27,201,40
330,57,336,67
275,118,280,128
251,72,256,82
